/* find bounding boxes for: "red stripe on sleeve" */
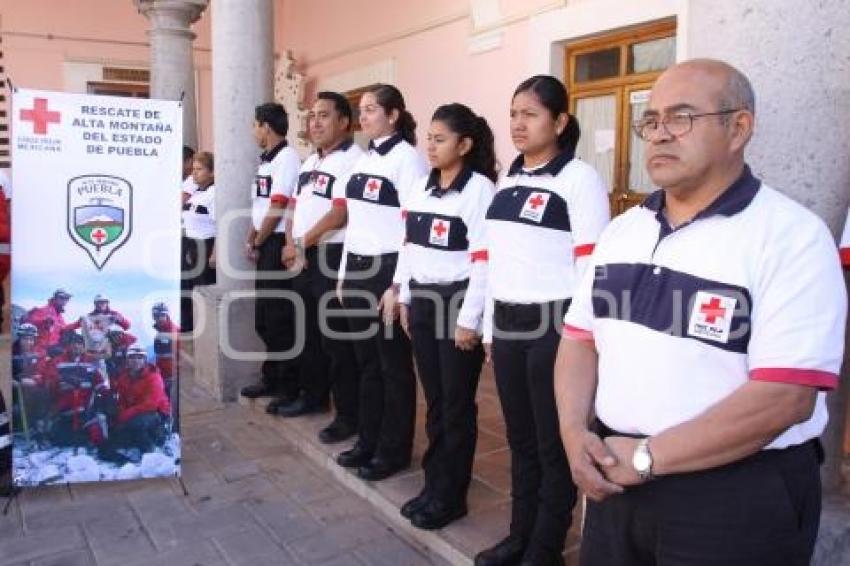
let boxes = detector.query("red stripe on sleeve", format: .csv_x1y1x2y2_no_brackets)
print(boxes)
270,194,289,205
470,250,489,262
332,198,347,208
562,324,594,342
750,368,838,391
574,243,595,258
840,247,850,268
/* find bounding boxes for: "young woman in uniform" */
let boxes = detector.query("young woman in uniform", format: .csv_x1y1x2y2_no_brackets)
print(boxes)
335,85,428,482
386,103,496,529
475,76,610,566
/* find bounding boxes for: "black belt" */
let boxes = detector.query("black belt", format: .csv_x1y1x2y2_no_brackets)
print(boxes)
346,252,397,270
493,299,570,332
409,278,468,298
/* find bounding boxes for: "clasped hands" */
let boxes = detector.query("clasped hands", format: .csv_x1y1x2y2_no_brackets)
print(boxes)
562,429,648,502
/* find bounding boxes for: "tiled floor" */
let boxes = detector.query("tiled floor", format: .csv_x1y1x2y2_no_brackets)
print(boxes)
238,360,583,565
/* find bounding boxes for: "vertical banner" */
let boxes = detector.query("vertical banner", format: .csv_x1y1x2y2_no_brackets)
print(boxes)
10,89,182,485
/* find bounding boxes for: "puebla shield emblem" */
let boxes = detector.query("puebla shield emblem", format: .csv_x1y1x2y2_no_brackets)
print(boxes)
67,175,132,270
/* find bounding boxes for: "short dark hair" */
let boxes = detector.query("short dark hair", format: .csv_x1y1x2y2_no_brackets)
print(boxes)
182,145,196,162
316,91,353,129
255,103,289,137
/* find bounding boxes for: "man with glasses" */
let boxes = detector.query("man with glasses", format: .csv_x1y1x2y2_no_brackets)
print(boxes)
556,58,846,565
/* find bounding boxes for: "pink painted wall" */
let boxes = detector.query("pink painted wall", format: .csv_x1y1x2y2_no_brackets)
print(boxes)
0,0,214,152
276,0,533,170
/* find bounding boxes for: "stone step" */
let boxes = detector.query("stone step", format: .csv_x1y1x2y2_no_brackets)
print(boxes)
236,394,480,565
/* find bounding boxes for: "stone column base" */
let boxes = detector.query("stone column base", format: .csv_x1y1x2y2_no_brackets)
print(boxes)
191,285,263,402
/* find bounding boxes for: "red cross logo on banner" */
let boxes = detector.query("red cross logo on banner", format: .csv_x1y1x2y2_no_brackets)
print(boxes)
363,177,382,201
429,218,451,246
520,191,550,222
20,98,61,135
90,228,108,246
699,297,727,324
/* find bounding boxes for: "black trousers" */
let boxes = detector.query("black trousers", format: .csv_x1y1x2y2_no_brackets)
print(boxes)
342,252,415,463
581,430,823,566
305,244,358,424
180,236,216,333
254,233,299,397
492,299,577,558
409,280,483,505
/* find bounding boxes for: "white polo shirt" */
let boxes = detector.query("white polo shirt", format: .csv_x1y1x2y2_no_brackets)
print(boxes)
564,166,847,450
251,141,301,233
292,138,363,244
181,175,198,198
485,150,609,306
393,167,494,332
182,184,216,240
340,133,428,279
840,207,850,268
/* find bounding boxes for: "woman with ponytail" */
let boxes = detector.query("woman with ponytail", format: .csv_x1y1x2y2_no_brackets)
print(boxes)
383,103,496,530
474,76,610,566
335,84,428,482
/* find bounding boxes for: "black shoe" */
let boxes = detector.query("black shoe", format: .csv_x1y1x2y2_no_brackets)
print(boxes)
357,457,409,481
400,489,431,519
273,395,329,418
474,535,528,566
265,394,298,415
240,383,276,399
318,419,356,444
520,549,565,566
410,499,467,530
336,444,373,468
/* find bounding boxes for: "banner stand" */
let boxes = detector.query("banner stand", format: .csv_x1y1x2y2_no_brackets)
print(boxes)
10,88,183,489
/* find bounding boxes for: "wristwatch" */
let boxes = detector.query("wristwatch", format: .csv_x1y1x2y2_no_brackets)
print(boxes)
632,438,654,481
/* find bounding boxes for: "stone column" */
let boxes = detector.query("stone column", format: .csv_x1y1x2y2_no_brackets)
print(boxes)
134,0,207,149
687,1,850,563
192,0,274,401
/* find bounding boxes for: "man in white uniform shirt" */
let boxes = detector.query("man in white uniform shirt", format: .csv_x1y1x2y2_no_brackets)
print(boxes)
557,59,846,565
240,103,303,410
276,92,363,444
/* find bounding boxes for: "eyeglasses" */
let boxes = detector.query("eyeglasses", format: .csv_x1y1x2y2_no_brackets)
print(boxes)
632,109,742,140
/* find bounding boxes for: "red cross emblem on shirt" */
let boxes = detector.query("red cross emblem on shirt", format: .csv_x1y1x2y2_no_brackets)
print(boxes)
700,297,727,324
366,178,381,193
432,220,447,238
316,175,328,189
20,98,61,135
91,228,107,245
527,193,546,209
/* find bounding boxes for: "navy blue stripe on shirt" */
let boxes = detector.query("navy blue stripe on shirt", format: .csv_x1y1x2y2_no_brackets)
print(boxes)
486,186,571,232
405,211,469,251
592,263,752,354
297,171,336,199
346,173,400,207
